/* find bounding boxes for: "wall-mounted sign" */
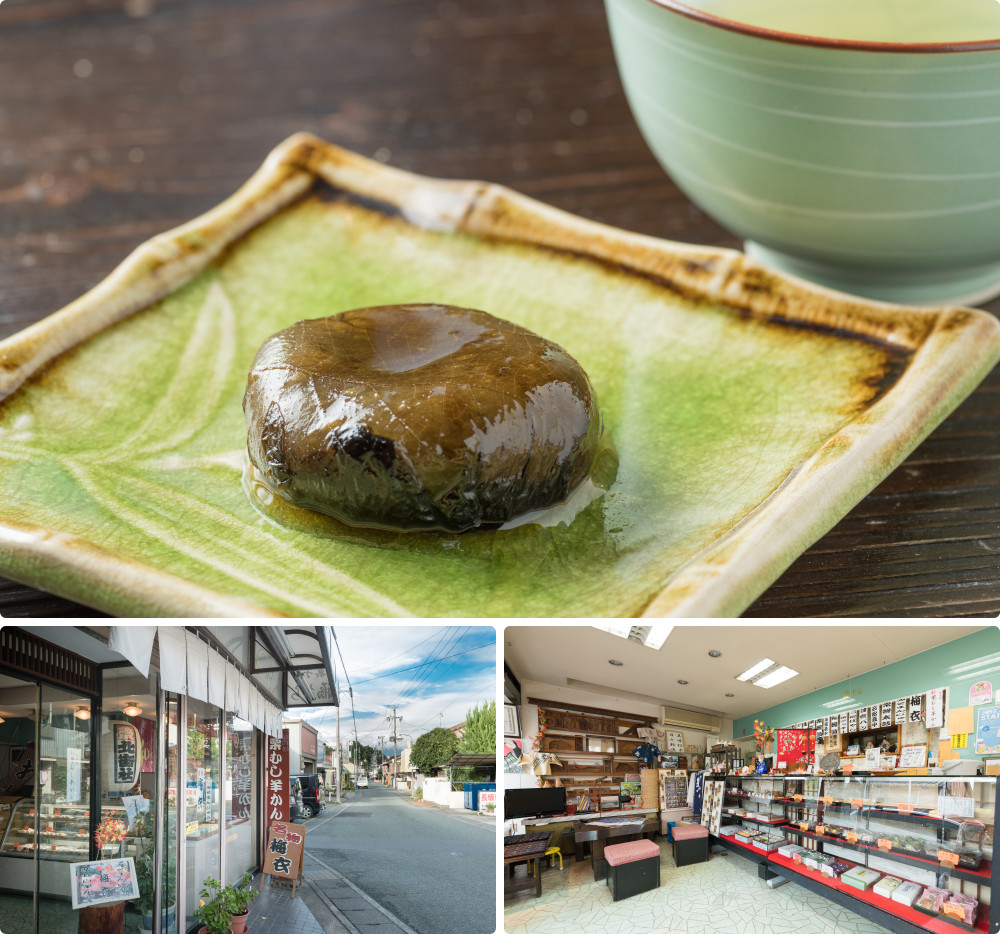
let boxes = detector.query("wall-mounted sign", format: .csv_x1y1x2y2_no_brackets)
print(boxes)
970,681,994,707
104,722,141,792
66,747,82,804
927,689,944,729
70,858,140,909
231,728,253,820
908,695,923,723
261,821,305,897
894,697,907,724
975,706,1000,755
479,790,497,815
858,709,868,731
880,703,892,728
266,730,290,823
839,713,848,734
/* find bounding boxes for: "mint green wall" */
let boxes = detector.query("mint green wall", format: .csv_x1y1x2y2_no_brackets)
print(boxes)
733,628,1000,759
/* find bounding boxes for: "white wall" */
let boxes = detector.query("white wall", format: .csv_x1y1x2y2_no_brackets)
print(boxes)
509,678,733,789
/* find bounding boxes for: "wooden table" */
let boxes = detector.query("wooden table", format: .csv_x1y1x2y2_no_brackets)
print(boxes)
503,833,552,899
1,0,998,617
574,816,660,880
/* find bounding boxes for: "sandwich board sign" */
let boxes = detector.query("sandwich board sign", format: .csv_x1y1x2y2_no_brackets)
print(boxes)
261,821,305,897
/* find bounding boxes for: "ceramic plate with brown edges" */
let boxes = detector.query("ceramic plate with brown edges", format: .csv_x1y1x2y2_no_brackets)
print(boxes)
1,134,998,617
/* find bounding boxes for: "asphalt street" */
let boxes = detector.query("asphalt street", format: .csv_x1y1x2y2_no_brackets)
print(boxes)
303,783,495,934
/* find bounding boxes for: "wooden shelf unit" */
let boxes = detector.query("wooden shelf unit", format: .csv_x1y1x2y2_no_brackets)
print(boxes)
530,697,680,798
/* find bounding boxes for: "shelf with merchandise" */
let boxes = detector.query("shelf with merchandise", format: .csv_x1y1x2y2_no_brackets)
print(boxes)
714,774,996,934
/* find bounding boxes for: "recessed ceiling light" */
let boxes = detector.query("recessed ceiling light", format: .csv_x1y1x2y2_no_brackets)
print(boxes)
609,659,623,667
708,650,722,658
736,658,775,682
754,665,799,689
725,693,734,697
677,679,688,685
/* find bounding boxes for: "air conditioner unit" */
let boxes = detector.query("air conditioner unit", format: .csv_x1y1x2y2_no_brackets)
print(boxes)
660,705,722,734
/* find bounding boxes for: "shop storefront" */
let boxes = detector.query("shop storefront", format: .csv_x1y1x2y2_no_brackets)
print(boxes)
0,625,338,934
504,625,1000,934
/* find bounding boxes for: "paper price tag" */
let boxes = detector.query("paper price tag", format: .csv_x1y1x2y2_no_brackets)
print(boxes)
898,802,914,814
821,796,834,805
799,822,809,832
794,794,803,802
846,832,859,844
850,798,863,808
815,824,825,835
939,850,960,867
877,839,893,851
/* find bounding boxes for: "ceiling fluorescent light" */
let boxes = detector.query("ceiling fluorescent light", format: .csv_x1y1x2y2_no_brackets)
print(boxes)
754,665,799,689
736,658,775,682
641,625,673,650
268,626,295,662
591,623,633,639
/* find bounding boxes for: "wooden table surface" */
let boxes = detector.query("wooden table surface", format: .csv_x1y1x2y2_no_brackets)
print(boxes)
1,0,998,618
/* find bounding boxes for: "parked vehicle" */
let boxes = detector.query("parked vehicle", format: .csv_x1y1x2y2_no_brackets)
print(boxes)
291,773,325,818
357,775,368,788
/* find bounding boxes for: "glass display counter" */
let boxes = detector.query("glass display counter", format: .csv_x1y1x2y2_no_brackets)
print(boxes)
713,774,996,934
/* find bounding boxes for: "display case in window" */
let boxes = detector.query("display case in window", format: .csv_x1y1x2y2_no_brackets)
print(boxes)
1,798,91,860
712,774,997,934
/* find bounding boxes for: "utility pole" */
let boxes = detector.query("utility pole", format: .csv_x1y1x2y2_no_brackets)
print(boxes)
336,703,342,804
388,705,400,789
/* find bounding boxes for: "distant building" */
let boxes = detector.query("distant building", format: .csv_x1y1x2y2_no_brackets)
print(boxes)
282,717,320,773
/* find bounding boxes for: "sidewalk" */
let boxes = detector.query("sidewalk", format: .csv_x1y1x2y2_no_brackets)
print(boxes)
249,788,496,934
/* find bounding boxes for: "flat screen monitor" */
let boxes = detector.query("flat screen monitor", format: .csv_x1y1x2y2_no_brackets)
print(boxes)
504,786,566,820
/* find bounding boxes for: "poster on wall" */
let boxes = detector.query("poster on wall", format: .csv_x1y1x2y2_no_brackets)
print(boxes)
975,706,1000,755
926,688,944,729
776,730,813,768
503,739,523,772
970,681,993,706
69,858,140,909
266,729,290,823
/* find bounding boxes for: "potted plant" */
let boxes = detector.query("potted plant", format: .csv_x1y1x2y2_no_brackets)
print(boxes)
226,871,258,934
195,877,233,934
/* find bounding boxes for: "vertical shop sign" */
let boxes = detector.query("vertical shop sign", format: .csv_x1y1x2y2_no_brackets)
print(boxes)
894,697,907,724
880,702,892,728
232,730,253,820
909,695,923,722
858,708,868,731
829,716,839,738
267,730,290,823
839,713,848,734
131,717,155,773
113,722,140,786
926,689,944,729
66,746,82,803
869,705,880,729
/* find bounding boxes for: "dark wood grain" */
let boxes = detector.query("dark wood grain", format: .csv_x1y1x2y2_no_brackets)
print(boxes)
0,0,997,618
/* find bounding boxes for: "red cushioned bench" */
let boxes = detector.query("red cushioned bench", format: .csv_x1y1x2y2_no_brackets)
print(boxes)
604,838,661,901
671,822,709,867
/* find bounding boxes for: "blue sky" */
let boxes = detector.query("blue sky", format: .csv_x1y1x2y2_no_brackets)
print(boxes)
292,625,496,753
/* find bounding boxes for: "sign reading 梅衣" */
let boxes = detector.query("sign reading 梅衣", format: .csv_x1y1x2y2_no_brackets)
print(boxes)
266,730,290,824
261,821,305,897
70,858,140,909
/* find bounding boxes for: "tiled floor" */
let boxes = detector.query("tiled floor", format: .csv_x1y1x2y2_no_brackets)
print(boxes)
247,877,324,934
504,844,895,934
0,894,147,934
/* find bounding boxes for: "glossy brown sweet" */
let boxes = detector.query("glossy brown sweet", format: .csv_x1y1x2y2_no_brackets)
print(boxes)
243,303,603,531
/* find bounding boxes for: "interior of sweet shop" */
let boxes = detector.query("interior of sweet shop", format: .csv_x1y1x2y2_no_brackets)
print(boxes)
502,624,1000,934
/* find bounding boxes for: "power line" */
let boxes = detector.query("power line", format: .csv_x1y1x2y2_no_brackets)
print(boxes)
351,638,493,686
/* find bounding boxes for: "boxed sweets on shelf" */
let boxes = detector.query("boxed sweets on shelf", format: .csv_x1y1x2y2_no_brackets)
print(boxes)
820,860,853,879
804,852,835,871
891,881,923,907
942,893,978,927
778,843,807,859
841,867,882,891
719,825,740,837
752,832,786,852
872,876,902,898
915,886,950,913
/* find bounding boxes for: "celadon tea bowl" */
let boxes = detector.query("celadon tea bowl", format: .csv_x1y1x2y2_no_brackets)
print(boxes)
604,0,1000,305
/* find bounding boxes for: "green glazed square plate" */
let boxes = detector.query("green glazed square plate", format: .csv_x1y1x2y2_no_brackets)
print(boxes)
2,134,999,617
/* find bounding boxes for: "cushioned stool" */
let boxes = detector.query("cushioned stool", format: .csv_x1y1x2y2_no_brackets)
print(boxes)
604,838,661,901
671,822,709,867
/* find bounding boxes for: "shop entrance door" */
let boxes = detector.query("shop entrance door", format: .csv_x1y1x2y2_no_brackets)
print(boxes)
36,683,93,934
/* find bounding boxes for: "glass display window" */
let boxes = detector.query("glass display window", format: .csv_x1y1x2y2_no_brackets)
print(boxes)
224,713,256,886
184,699,221,931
